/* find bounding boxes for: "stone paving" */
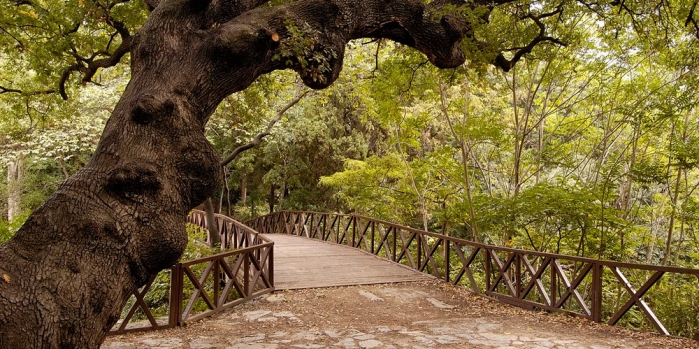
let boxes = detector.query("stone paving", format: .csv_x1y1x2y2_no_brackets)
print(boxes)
103,281,698,349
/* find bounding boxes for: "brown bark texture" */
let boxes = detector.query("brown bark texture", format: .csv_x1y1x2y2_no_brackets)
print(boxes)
0,0,506,347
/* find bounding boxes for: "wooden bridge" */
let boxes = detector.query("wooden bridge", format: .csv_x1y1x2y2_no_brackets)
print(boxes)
110,210,699,341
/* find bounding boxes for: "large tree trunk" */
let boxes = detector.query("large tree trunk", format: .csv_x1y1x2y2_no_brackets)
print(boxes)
0,0,484,346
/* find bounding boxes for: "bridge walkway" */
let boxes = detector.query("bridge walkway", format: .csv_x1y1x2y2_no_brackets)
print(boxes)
265,234,431,290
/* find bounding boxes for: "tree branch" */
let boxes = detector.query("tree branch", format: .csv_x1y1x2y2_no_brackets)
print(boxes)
0,25,26,50
208,0,482,93
58,13,133,100
144,0,160,11
493,6,566,72
0,85,56,96
10,0,33,6
431,0,517,8
686,1,699,39
205,0,272,26
220,89,309,166
81,36,134,83
0,86,23,95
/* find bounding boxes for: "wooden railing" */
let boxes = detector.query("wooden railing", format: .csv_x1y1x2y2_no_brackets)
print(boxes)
247,210,699,339
109,210,274,335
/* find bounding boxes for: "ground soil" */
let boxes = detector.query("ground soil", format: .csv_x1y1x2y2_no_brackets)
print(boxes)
103,280,699,349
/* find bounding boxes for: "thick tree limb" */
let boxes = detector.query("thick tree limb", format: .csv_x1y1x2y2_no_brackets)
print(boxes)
188,0,480,101
431,0,516,8
205,0,274,26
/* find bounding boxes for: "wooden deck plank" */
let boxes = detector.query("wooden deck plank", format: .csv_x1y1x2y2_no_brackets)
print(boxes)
264,234,431,290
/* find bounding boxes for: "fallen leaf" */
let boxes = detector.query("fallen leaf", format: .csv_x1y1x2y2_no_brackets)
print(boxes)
2,273,9,283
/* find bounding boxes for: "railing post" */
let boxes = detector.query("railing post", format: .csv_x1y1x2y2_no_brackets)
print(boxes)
551,259,557,306
592,263,602,322
392,226,397,261
298,212,303,236
444,239,450,283
214,259,220,308
169,263,183,328
515,253,521,298
233,224,242,248
371,222,375,254
269,244,275,289
321,214,327,241
282,212,287,234
484,248,491,292
417,234,422,270
352,216,357,247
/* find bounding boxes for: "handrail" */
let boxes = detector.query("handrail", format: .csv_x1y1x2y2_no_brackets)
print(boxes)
109,210,274,335
250,210,699,274
247,210,699,339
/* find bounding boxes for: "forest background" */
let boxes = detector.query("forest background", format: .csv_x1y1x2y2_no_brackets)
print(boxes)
2,0,699,334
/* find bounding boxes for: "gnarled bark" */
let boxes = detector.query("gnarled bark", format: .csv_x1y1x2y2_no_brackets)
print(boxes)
0,0,506,347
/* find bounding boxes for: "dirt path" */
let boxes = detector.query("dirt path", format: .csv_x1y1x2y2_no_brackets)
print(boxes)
103,280,698,349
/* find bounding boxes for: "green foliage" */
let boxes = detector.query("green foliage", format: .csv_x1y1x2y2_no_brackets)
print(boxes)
0,212,28,244
271,20,338,84
0,0,145,95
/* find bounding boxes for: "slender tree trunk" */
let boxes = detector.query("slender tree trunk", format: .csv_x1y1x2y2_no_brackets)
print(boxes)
394,123,429,231
616,122,640,213
204,198,221,247
673,169,689,267
58,158,71,179
6,157,21,222
251,196,256,219
511,71,522,197
662,110,691,265
535,84,551,185
647,214,659,264
439,82,478,240
241,175,247,203
269,184,277,213
662,167,682,265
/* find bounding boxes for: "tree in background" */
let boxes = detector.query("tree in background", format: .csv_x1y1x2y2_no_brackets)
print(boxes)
323,6,699,265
